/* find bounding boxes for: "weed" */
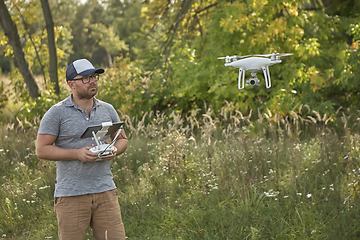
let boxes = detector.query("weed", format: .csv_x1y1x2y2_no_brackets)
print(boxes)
1,106,360,239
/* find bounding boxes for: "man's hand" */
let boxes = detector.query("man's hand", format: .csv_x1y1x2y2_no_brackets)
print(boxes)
36,134,118,162
100,141,118,161
77,146,99,162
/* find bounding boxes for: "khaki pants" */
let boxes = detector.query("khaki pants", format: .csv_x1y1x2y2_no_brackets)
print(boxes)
54,189,125,240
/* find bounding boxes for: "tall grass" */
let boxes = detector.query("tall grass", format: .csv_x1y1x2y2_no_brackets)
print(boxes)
1,106,360,239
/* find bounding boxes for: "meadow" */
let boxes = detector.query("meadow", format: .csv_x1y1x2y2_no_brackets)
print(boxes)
1,105,360,239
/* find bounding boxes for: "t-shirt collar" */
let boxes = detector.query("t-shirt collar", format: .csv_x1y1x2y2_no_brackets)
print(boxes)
65,93,100,109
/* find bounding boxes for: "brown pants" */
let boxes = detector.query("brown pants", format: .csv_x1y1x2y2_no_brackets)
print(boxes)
54,189,125,240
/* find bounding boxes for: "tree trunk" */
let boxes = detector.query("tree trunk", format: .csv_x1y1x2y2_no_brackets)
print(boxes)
41,0,60,95
0,0,40,99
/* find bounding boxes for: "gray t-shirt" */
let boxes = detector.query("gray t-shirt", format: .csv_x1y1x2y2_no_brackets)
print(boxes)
38,94,120,197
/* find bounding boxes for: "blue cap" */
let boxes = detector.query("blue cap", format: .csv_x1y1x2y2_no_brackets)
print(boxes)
66,59,104,82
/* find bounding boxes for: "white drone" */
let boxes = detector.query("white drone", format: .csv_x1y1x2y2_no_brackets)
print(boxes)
218,53,293,90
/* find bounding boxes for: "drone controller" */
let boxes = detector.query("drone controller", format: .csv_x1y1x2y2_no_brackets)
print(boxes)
81,121,123,160
89,143,114,159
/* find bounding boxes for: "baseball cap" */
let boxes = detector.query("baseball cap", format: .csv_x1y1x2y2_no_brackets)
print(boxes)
66,59,104,82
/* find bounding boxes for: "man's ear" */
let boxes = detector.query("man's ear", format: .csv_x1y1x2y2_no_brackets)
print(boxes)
67,81,75,89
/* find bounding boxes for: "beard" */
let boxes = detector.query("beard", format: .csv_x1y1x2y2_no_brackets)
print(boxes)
77,84,98,99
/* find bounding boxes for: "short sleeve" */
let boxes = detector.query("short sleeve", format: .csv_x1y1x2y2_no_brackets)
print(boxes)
37,106,61,136
109,105,121,123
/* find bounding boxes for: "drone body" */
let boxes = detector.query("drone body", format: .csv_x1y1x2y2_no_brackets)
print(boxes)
218,53,293,90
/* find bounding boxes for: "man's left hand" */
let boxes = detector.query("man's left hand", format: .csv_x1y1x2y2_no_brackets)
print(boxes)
100,141,118,161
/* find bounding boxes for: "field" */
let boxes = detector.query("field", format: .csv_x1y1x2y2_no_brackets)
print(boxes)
1,107,360,239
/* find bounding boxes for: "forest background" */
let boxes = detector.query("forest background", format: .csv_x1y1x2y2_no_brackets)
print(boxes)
0,0,359,120
1,0,360,239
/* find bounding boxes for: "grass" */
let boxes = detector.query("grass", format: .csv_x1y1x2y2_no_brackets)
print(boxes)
1,107,360,239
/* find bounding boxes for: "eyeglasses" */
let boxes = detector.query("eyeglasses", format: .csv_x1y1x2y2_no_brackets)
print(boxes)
71,74,100,84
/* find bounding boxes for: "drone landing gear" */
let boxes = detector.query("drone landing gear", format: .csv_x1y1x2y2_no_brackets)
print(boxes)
238,67,245,90
238,66,272,89
262,66,271,89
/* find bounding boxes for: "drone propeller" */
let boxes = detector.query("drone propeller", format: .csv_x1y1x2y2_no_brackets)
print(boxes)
255,53,293,57
217,55,236,60
255,53,293,61
217,55,252,60
234,55,252,58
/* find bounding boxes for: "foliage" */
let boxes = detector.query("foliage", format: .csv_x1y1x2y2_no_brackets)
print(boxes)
1,0,360,238
5,68,69,126
1,0,74,84
107,0,147,61
0,82,8,112
68,0,129,66
0,0,359,122
139,0,360,116
96,56,153,115
2,108,360,239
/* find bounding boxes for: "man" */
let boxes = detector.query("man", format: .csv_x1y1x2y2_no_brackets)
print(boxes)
36,59,127,240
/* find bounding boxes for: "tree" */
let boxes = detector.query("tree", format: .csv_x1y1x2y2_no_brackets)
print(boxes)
0,0,40,99
136,0,360,116
107,0,147,61
41,0,60,94
68,0,127,67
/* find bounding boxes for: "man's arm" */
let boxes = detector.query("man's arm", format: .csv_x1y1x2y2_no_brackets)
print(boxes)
36,134,99,162
113,128,128,155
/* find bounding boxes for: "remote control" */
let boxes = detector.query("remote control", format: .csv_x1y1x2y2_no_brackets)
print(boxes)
89,144,114,159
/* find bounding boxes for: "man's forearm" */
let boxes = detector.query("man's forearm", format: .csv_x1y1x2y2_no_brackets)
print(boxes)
114,139,128,155
36,145,79,161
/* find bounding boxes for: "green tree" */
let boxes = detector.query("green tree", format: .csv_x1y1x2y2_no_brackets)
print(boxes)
0,0,40,99
41,0,60,94
69,0,128,67
138,0,360,117
107,0,147,61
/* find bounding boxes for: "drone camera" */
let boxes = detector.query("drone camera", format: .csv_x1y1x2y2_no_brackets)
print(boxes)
246,78,260,86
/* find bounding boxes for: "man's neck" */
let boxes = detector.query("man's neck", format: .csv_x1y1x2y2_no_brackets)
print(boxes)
71,94,94,114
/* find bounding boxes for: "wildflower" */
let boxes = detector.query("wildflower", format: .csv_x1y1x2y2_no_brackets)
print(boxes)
307,194,312,198
264,189,279,197
344,196,350,204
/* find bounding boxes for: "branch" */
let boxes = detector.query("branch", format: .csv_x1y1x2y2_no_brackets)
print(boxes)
151,0,193,71
144,0,172,39
151,1,219,71
14,2,47,88
195,2,219,14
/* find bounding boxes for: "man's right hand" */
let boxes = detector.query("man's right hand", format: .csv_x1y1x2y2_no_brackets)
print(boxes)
77,146,99,162
36,134,100,162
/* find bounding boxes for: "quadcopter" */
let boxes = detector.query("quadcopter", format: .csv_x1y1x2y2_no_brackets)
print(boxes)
218,53,293,90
